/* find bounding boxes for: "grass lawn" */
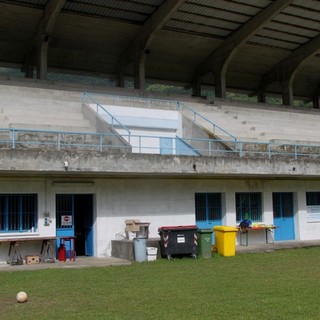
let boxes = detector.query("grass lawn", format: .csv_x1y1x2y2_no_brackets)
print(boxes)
1,247,320,320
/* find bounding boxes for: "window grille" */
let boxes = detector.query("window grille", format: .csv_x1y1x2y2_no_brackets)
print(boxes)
273,193,293,218
56,194,74,229
195,193,222,222
306,192,320,206
0,194,37,232
236,193,262,222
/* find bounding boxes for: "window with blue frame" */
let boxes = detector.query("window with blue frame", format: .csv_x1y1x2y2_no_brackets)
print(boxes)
306,192,320,206
0,194,37,232
236,192,262,222
195,193,222,222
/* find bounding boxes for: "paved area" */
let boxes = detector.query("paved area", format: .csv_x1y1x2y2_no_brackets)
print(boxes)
236,239,320,254
1,239,320,272
0,256,132,272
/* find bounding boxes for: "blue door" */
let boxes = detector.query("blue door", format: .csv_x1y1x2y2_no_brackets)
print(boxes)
195,193,222,243
82,195,94,256
273,192,295,241
56,194,75,255
160,137,173,155
56,194,94,256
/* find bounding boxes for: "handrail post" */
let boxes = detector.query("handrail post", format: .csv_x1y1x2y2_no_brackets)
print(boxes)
294,145,298,159
268,143,271,159
100,134,103,153
12,129,15,149
239,142,243,158
58,133,61,151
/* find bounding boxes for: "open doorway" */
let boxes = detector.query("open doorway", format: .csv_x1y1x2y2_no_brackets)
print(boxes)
56,194,94,256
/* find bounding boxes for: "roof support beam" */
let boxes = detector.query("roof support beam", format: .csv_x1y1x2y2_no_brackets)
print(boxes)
259,34,320,106
116,0,186,90
193,0,293,98
24,0,65,79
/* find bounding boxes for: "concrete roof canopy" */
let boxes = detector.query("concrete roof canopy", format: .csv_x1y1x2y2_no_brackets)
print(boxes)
0,0,320,105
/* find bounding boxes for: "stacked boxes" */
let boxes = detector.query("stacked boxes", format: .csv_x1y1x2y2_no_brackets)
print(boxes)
125,220,150,239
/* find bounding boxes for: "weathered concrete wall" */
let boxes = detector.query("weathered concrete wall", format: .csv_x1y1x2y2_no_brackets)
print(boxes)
181,114,229,156
82,103,131,153
0,149,318,179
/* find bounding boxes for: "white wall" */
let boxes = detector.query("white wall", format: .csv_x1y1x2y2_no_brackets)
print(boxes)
1,177,320,261
90,104,183,154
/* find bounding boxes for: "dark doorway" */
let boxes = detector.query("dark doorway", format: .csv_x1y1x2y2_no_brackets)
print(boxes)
74,194,94,256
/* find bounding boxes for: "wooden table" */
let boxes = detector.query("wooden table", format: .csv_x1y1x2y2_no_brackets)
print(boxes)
0,236,56,265
238,226,278,246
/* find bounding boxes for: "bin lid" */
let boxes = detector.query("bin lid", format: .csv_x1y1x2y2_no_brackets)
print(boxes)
197,229,213,234
158,225,197,231
213,226,238,232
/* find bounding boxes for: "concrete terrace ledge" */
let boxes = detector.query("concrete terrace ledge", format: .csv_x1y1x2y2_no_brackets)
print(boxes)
0,149,319,178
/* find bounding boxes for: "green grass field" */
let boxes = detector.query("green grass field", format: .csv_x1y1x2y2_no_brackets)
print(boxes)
1,247,320,320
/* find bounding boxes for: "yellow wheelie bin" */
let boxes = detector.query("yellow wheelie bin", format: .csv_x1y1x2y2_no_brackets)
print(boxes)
213,226,238,256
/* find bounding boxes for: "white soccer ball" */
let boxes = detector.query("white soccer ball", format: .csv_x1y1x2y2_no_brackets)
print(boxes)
16,291,28,303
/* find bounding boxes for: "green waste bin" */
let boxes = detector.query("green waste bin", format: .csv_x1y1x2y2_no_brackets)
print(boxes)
213,226,238,257
197,229,213,258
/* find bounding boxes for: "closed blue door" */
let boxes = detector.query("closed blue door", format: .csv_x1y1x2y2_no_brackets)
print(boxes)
195,193,222,243
273,192,295,241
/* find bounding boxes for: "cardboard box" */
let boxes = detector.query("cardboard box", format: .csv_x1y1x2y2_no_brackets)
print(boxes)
125,219,141,232
25,255,40,265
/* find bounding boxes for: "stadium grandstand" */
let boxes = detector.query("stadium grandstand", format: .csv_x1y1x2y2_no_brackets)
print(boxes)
0,0,320,263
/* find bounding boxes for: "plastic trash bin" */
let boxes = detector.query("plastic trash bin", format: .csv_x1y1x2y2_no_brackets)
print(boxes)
158,225,198,260
146,247,158,261
133,237,147,262
197,229,213,258
213,226,238,257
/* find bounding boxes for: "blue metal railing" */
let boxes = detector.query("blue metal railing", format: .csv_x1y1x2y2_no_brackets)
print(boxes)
82,92,237,142
82,92,131,142
178,102,237,142
1,128,320,159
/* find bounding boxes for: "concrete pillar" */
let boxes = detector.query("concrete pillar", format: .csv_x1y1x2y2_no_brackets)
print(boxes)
36,42,48,80
281,79,293,106
25,63,34,79
313,96,319,109
192,76,201,97
257,89,266,103
116,66,125,88
133,56,146,91
214,69,226,98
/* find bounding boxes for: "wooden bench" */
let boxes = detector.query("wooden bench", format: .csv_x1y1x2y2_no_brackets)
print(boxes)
0,236,56,265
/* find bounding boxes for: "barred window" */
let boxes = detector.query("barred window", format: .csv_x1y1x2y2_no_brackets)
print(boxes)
306,192,320,206
0,194,37,232
195,193,222,222
236,193,262,222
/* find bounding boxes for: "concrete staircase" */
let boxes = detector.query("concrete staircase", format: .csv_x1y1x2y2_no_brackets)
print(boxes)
0,85,95,132
184,101,320,144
